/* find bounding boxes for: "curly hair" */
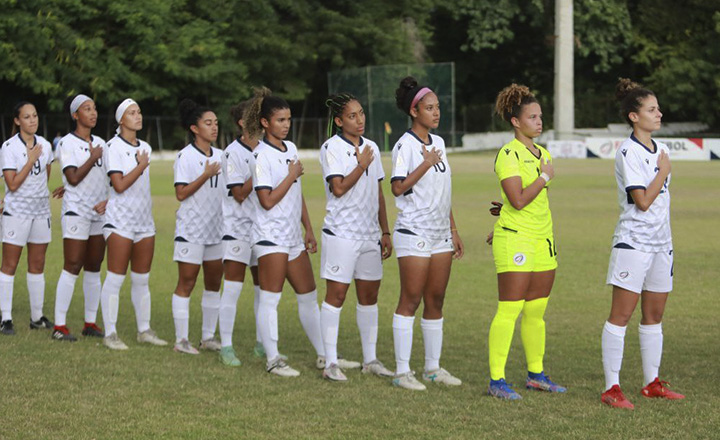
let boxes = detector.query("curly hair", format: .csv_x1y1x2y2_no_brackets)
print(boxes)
494,84,538,123
243,87,290,140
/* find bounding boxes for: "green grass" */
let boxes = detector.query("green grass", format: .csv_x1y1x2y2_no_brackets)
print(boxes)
0,155,718,439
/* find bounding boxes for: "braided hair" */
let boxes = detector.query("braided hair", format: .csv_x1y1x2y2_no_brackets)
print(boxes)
616,78,655,127
325,93,357,138
495,84,538,124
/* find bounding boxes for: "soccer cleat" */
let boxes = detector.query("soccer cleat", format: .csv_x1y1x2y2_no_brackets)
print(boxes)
601,384,634,409
316,354,361,370
323,363,348,382
199,337,222,352
219,346,242,367
52,326,77,342
267,356,300,377
29,316,54,330
488,379,523,400
137,328,168,346
1,320,15,335
392,371,427,391
361,359,394,377
253,341,288,361
82,322,104,338
526,371,567,393
103,333,129,351
641,378,685,400
423,368,462,386
174,339,199,355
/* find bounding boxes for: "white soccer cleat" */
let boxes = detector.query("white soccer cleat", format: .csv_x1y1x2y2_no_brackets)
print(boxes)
316,355,361,370
103,333,129,351
199,337,222,352
392,371,427,391
174,339,199,355
423,368,462,386
267,356,300,377
323,363,348,382
137,328,168,346
361,359,394,377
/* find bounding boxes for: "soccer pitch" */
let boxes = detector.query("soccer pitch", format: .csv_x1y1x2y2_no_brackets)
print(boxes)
0,153,717,439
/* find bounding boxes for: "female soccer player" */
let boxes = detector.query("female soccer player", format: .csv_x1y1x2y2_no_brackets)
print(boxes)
171,99,224,355
390,77,464,391
95,98,167,349
52,95,107,342
601,79,684,409
245,89,325,377
318,93,394,381
487,84,566,400
0,102,54,335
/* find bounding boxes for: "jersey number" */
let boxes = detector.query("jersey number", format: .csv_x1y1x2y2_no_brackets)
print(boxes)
95,157,103,168
433,161,446,173
31,160,42,176
209,175,219,188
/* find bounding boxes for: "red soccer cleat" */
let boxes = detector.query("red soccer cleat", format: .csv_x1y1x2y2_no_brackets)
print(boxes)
601,384,635,409
641,378,685,400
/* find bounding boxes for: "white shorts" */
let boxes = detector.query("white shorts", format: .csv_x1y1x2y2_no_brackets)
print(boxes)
103,227,155,244
320,232,382,283
173,241,224,265
394,229,453,258
222,238,253,265
62,214,104,240
2,215,51,246
253,241,305,262
607,246,673,294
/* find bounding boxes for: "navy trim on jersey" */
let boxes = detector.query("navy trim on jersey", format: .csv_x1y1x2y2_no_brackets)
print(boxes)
2,168,17,171
262,137,288,153
614,242,635,249
70,132,93,143
107,170,123,176
222,235,236,241
322,228,335,236
396,228,417,236
407,129,433,146
254,185,272,191
226,183,243,189
62,165,78,172
625,185,645,204
378,177,384,182
191,142,212,157
174,236,189,242
104,223,116,229
256,240,277,246
118,135,140,147
338,134,364,147
630,133,658,154
64,211,79,216
174,182,189,187
237,138,254,153
403,188,413,196
2,211,11,216
390,176,406,182
16,133,38,147
325,173,343,182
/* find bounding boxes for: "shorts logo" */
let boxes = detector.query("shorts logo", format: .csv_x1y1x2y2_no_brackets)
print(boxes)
416,241,426,250
180,247,189,255
70,225,78,233
7,231,15,238
231,245,241,254
513,253,526,266
619,271,629,279
330,265,340,273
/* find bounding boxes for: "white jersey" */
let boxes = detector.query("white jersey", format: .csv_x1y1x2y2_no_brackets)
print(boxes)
252,139,303,247
222,138,258,242
320,134,384,241
1,134,52,219
57,133,108,221
391,130,452,239
174,143,225,245
104,135,155,233
612,135,672,252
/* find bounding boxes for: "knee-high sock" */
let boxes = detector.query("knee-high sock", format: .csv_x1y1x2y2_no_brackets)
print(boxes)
639,323,663,386
254,285,261,343
488,300,525,381
521,297,549,374
219,280,243,347
54,270,78,327
421,317,443,372
320,302,342,366
356,303,379,364
258,290,281,361
83,271,102,324
201,290,220,340
130,272,151,333
172,294,190,343
602,321,627,390
0,272,14,321
393,313,415,375
296,290,324,357
27,273,45,322
100,272,125,336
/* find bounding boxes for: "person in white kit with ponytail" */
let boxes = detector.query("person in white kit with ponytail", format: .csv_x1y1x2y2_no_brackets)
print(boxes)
95,98,167,349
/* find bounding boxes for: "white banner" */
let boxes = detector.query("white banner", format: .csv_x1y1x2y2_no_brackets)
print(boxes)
707,138,720,160
547,140,587,158
585,137,710,161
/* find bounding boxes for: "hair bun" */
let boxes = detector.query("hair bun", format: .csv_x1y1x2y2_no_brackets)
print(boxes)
615,78,642,102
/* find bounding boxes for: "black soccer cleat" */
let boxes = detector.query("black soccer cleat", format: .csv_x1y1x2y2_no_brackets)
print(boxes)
52,326,77,342
1,320,15,335
29,316,54,330
82,322,104,338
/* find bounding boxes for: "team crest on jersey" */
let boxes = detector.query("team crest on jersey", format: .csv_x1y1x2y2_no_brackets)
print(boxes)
227,162,235,175
513,253,526,266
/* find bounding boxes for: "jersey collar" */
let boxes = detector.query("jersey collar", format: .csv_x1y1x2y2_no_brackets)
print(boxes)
630,132,657,154
191,142,213,157
338,133,363,148
70,131,92,143
16,133,37,147
262,137,288,153
118,135,140,147
510,138,542,159
407,129,433,146
237,137,253,153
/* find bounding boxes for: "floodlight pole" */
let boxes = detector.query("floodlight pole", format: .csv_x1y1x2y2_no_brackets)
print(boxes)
554,0,574,140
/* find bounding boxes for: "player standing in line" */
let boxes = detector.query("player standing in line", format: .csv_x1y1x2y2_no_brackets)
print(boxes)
600,78,684,409
318,93,394,381
171,99,225,355
0,102,54,335
52,95,108,341
91,99,167,348
486,84,566,400
244,89,326,377
389,77,464,391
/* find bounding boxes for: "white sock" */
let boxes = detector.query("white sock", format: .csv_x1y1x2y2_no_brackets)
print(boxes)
393,313,415,375
296,290,325,357
421,317,444,372
172,294,190,343
201,290,221,340
100,272,125,336
356,303,379,364
639,323,663,386
54,270,78,327
130,272,151,333
602,321,627,391
254,285,261,344
27,273,45,322
219,280,243,347
258,290,281,361
0,272,14,321
83,271,102,323
320,302,342,366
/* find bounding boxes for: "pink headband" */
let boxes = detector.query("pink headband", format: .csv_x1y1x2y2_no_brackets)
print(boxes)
410,87,433,110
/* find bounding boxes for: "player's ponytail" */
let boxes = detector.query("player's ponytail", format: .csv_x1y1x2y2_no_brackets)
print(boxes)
244,87,291,140
230,99,251,136
11,101,33,136
325,93,357,138
179,98,210,138
616,78,655,127
395,76,433,117
495,84,538,123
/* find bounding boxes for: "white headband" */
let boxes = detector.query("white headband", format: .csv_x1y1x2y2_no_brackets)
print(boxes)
69,94,92,116
115,98,138,134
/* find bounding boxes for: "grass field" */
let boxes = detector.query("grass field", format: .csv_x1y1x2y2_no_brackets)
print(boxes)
0,153,718,439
